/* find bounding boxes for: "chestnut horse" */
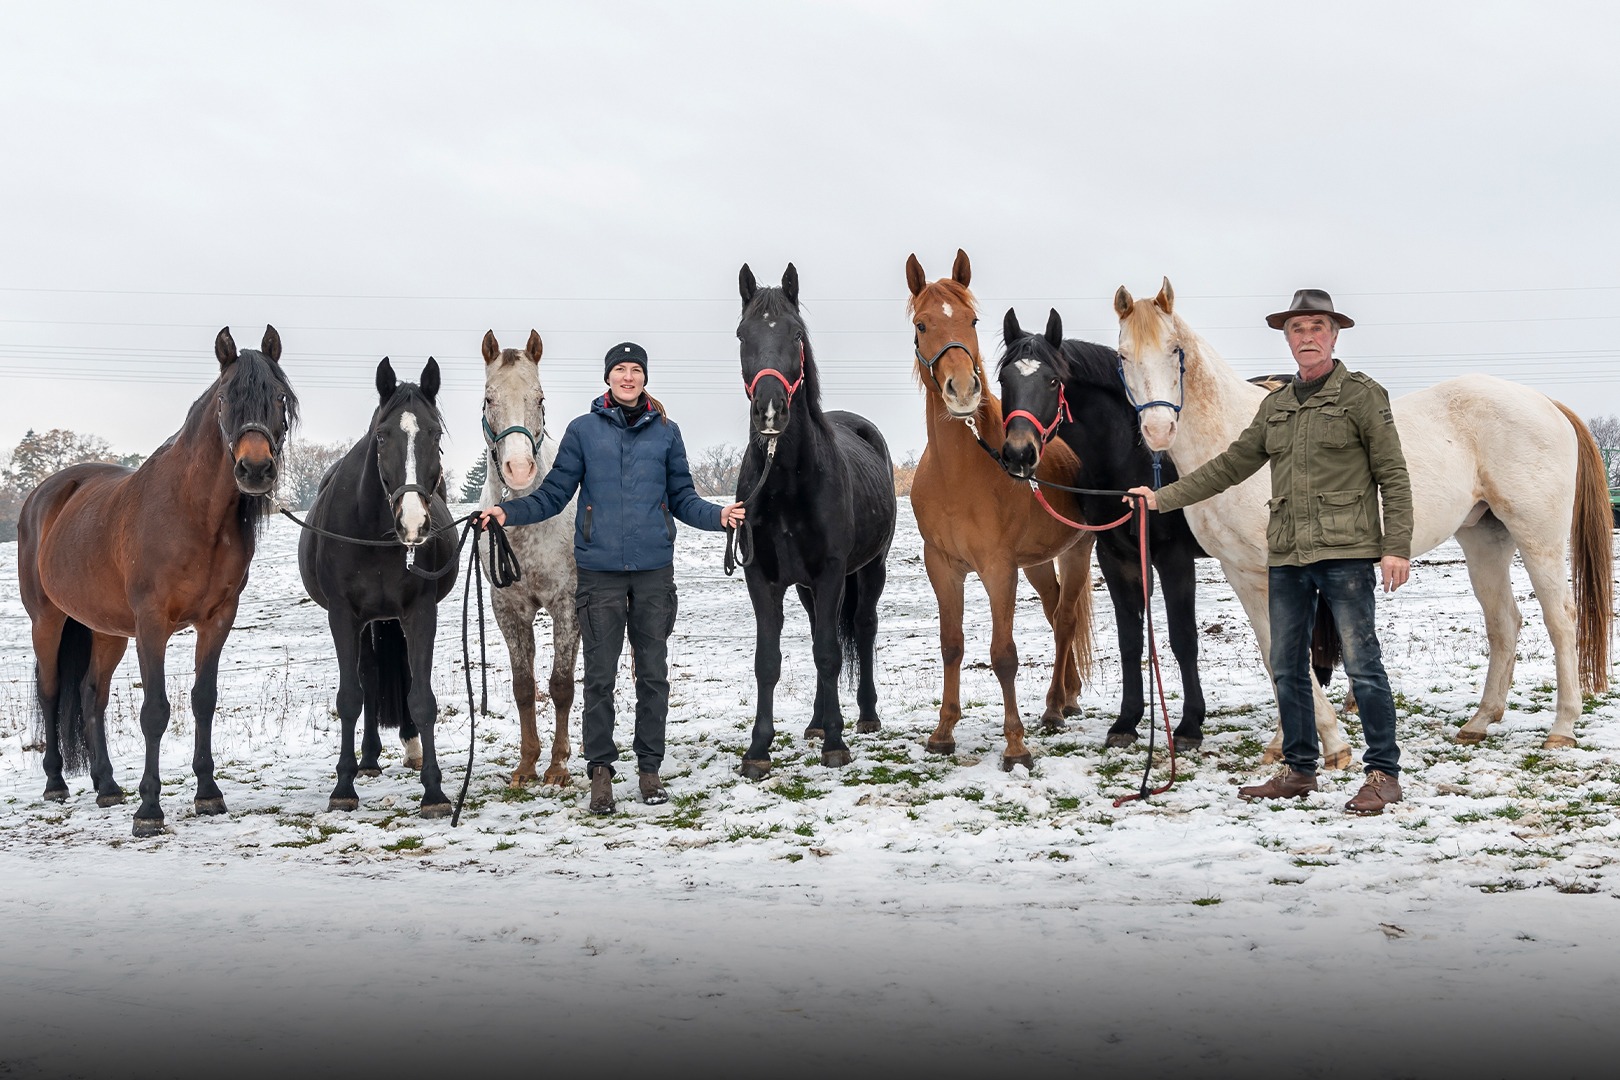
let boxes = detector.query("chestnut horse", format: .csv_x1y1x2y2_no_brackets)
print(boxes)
17,327,297,836
905,250,1095,770
1115,278,1613,756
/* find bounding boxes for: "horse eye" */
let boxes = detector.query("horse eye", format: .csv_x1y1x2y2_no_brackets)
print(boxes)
915,322,926,335
1049,377,1059,388
971,318,979,327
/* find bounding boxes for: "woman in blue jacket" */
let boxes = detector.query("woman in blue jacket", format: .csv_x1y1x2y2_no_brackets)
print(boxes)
480,342,744,814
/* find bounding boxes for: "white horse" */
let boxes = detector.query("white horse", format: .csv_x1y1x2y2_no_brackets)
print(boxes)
1114,279,1612,759
477,330,582,786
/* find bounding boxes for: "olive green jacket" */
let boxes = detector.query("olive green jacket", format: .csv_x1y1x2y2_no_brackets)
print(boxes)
1154,361,1413,566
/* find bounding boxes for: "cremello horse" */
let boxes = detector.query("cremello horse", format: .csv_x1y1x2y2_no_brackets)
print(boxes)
1115,279,1612,759
478,330,581,786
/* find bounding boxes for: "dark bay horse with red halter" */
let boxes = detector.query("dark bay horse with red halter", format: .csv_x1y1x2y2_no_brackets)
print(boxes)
995,308,1209,752
733,263,897,779
905,250,1096,770
16,326,297,836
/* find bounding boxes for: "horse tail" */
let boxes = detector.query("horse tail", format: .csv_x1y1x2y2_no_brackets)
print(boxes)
1555,401,1613,693
837,576,860,691
367,620,412,729
34,617,94,775
1310,600,1341,688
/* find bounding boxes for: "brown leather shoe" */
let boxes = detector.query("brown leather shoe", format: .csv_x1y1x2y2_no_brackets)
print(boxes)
588,766,615,815
638,772,669,805
1238,768,1318,801
1345,770,1402,815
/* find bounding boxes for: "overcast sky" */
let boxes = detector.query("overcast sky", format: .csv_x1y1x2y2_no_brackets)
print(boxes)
3,0,1618,482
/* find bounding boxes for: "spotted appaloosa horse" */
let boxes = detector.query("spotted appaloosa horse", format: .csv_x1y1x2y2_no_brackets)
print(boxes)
905,250,1095,770
17,326,297,836
478,329,581,787
1115,278,1612,757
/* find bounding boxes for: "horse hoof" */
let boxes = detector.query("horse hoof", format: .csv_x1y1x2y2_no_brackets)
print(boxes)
1172,735,1204,753
131,817,165,838
403,757,423,772
328,797,360,812
96,790,127,808
1260,747,1283,764
194,797,227,816
1321,748,1353,771
803,727,824,742
1040,715,1067,734
1001,753,1034,773
419,801,453,819
1542,734,1577,749
821,749,853,768
42,787,69,803
357,767,382,779
924,740,956,756
739,759,773,780
855,719,881,734
542,769,571,787
1105,731,1139,749
1062,705,1082,718
1453,729,1486,745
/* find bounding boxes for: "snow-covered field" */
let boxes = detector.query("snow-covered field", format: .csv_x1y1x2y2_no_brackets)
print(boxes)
3,503,1619,1079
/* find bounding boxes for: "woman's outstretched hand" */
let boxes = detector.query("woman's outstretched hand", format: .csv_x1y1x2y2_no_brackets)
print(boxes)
720,502,746,528
478,505,507,530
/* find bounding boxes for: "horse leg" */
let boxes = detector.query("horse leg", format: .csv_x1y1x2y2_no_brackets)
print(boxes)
1158,548,1206,752
982,563,1030,771
131,616,177,837
1521,539,1584,747
1097,544,1146,748
922,545,966,755
30,610,71,801
808,572,852,768
544,597,581,786
357,626,383,776
741,577,786,779
851,557,886,735
84,632,128,806
327,611,365,812
400,605,451,817
794,584,822,741
1023,560,1078,719
1453,521,1520,744
188,611,236,816
495,598,542,787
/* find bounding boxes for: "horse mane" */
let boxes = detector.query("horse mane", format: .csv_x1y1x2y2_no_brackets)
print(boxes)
372,381,443,434
995,328,1122,393
742,286,824,417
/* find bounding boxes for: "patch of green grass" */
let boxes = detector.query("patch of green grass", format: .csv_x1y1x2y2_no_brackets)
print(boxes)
497,784,539,803
1477,879,1528,893
666,791,710,830
792,822,815,837
1052,796,1081,812
1453,810,1487,823
272,822,345,849
784,852,804,863
1191,895,1222,907
842,763,930,787
1046,850,1073,862
773,776,826,802
726,823,781,842
494,839,518,851
958,788,984,803
1494,804,1526,821
382,835,423,852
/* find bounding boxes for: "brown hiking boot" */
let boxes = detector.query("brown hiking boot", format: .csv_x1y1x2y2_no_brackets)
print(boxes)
638,772,669,805
588,766,615,815
1238,768,1318,801
1345,770,1402,815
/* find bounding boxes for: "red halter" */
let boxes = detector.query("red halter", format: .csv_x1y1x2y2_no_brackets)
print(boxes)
1003,381,1073,444
744,342,806,405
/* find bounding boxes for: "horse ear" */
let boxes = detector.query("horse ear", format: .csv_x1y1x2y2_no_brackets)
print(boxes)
481,330,500,365
782,263,799,308
1003,307,1022,345
421,357,441,401
1154,277,1175,314
905,254,926,298
215,327,238,369
1045,309,1063,349
376,357,397,401
1114,286,1134,320
525,330,543,364
952,248,971,288
261,325,282,363
739,264,757,307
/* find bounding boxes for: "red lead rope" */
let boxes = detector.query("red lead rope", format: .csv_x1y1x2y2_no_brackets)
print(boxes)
1028,484,1177,805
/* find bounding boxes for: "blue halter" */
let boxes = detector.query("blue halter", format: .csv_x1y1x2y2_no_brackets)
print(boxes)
1117,346,1186,491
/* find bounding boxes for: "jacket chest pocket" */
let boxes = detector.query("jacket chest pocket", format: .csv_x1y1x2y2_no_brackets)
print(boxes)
1314,489,1368,546
1315,406,1351,448
1263,413,1292,454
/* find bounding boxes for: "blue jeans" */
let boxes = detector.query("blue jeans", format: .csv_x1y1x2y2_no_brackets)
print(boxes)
1269,560,1400,776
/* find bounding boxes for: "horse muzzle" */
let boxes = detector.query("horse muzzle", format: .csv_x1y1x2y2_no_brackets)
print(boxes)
999,430,1041,480
1139,410,1178,453
233,455,277,495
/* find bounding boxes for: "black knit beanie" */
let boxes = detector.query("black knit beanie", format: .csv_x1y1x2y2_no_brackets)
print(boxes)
604,341,648,382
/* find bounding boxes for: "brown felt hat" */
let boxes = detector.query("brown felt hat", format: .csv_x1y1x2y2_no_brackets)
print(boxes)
1265,288,1355,330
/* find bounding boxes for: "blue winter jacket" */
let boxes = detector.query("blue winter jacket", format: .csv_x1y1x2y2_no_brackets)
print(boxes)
498,393,723,572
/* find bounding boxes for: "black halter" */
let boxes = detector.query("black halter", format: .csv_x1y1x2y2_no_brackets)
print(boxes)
913,339,978,395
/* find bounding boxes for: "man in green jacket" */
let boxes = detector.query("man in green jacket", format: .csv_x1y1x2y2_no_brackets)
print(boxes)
1129,289,1413,814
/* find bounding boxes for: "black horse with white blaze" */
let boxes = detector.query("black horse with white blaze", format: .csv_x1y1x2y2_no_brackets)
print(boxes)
297,357,458,816
733,263,897,778
996,308,1209,751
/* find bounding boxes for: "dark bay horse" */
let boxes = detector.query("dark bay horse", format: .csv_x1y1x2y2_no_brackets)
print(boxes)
298,357,458,816
905,250,1096,770
17,326,297,836
995,308,1209,751
734,263,897,778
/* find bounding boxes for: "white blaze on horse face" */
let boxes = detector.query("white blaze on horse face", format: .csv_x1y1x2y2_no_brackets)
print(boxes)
398,411,429,542
1014,358,1041,377
762,400,780,433
940,302,953,318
